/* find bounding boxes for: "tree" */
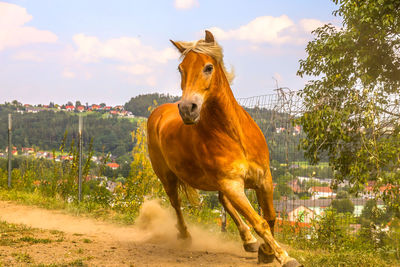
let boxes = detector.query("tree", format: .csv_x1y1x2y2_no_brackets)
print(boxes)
276,182,293,198
124,93,179,117
297,0,400,210
331,198,354,214
360,199,394,226
336,190,349,199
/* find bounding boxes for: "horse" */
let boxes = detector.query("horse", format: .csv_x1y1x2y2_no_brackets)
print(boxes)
147,30,302,267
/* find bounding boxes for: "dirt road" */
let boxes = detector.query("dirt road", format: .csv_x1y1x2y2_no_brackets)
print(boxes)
0,200,279,266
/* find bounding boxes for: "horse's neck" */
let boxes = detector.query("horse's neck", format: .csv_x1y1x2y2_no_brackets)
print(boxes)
200,74,245,138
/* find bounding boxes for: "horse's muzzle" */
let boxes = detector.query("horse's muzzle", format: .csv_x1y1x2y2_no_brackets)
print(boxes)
178,100,200,125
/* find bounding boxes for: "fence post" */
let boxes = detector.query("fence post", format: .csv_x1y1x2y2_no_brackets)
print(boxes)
78,115,83,202
7,114,12,188
221,207,227,232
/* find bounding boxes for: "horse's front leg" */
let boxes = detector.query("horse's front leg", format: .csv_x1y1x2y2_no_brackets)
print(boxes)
219,179,302,267
161,173,191,242
218,192,258,252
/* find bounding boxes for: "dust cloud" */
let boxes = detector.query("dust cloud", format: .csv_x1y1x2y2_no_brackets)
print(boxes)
133,199,244,254
0,199,245,255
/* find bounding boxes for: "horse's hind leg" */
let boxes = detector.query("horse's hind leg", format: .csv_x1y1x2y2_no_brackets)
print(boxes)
218,192,258,252
255,170,277,263
220,180,301,267
161,172,191,241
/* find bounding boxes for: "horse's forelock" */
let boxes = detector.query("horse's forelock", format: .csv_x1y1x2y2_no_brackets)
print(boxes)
175,39,235,84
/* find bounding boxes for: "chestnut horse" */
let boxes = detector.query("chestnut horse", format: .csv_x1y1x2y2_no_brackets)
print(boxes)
147,30,301,267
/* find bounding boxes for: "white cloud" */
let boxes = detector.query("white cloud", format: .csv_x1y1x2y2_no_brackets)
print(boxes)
299,18,326,33
118,64,153,75
174,0,199,10
62,69,76,79
72,34,179,79
12,51,43,62
0,2,57,51
73,34,178,64
209,15,329,45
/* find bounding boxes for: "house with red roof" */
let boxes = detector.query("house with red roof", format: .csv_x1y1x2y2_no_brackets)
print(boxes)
308,186,336,199
91,104,101,110
65,105,74,111
76,105,85,112
107,163,120,170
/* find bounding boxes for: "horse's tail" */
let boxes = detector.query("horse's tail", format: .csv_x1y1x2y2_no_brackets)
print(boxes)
177,180,200,206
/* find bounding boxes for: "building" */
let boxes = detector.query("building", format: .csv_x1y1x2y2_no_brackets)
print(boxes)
107,163,120,170
22,147,34,155
308,186,336,199
274,201,315,224
76,105,85,112
65,105,74,111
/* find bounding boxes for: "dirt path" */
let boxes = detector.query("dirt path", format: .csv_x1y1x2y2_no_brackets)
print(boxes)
0,200,279,266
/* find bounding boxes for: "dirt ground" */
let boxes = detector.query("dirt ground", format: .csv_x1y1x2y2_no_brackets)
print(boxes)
0,200,280,266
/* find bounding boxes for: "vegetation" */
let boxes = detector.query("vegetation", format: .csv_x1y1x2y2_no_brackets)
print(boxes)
297,0,400,210
124,93,180,117
280,208,400,266
0,105,136,159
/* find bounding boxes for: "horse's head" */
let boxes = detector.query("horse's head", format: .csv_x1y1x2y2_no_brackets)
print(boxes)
170,30,233,125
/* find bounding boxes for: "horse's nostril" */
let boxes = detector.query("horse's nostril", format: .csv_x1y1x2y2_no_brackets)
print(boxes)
178,103,181,109
191,103,198,112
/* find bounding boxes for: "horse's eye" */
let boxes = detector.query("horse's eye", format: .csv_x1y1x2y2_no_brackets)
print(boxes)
203,64,213,74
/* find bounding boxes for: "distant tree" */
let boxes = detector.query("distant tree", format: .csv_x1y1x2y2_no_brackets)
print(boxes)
359,199,395,226
100,103,106,107
66,101,73,106
331,198,354,214
336,191,349,199
124,93,179,117
12,100,22,106
276,182,293,198
75,101,82,107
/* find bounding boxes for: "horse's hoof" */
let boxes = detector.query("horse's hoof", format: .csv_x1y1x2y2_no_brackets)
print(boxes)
243,242,258,252
282,259,303,267
177,233,192,245
257,244,275,264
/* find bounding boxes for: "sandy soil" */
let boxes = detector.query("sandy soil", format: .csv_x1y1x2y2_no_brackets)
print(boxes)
0,199,279,266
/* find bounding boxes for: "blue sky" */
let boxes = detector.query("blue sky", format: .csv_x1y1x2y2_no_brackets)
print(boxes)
0,0,339,105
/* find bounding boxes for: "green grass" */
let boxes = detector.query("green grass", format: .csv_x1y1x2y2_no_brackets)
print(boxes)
19,236,52,244
0,189,137,225
290,161,330,168
288,247,397,267
12,252,33,263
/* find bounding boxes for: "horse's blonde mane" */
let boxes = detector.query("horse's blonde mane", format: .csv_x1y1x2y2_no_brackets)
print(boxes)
175,39,235,84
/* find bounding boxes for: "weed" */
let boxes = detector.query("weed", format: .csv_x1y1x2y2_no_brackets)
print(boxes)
12,251,33,263
19,236,52,244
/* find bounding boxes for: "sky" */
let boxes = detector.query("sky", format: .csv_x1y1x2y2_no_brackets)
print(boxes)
0,0,340,106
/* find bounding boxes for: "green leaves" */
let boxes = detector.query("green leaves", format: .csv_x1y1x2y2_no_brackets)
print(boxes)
298,0,400,211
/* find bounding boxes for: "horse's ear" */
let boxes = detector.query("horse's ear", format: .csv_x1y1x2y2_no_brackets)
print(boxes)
170,40,185,53
205,30,214,43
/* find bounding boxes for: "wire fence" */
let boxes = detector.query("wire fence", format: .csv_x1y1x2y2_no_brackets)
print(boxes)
237,88,379,236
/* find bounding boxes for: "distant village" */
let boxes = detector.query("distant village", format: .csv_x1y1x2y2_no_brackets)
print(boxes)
16,102,135,118
0,146,120,170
